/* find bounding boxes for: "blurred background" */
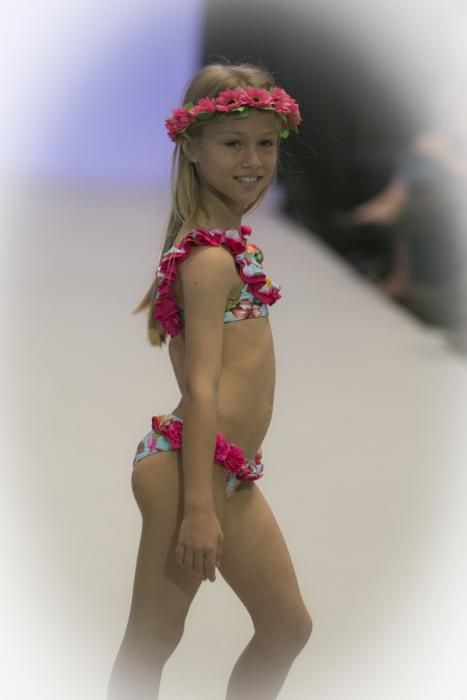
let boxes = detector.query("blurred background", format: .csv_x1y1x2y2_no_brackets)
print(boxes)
202,0,467,340
1,1,467,699
3,0,467,345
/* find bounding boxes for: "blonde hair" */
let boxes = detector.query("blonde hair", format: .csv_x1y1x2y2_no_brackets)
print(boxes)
133,61,282,347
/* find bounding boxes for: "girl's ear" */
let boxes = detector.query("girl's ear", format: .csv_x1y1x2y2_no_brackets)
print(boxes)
181,136,198,164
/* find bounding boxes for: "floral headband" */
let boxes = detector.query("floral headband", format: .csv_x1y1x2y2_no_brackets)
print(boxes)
165,85,302,142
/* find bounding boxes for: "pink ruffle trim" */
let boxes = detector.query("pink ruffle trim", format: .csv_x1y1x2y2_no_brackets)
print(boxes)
151,414,262,480
153,226,282,337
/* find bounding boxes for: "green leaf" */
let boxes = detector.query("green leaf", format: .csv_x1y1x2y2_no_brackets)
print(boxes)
233,110,250,119
211,113,226,123
183,102,194,110
196,112,214,120
280,127,290,138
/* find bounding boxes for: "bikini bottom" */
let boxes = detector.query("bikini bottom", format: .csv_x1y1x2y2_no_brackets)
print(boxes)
133,413,264,498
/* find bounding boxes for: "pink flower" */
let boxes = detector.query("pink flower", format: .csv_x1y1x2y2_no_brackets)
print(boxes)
270,87,294,113
235,466,252,480
193,228,224,246
159,257,179,280
215,88,249,112
214,434,230,462
224,229,247,254
172,107,193,128
240,225,252,237
269,89,302,126
224,444,246,473
155,281,171,297
165,107,195,141
151,415,164,432
163,314,183,337
231,300,263,319
190,97,217,116
164,419,183,448
288,106,302,126
243,86,274,108
153,296,175,319
231,301,252,320
165,120,178,141
252,283,282,304
165,86,301,142
153,297,183,336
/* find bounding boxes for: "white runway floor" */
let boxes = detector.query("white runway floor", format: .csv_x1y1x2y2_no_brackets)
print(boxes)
2,183,467,699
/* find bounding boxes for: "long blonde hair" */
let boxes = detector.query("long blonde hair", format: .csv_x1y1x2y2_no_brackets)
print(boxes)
133,61,282,347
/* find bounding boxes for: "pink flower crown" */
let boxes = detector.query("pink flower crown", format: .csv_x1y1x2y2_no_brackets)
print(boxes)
165,85,302,142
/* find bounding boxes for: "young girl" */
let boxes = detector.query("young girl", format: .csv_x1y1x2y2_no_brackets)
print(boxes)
107,62,313,700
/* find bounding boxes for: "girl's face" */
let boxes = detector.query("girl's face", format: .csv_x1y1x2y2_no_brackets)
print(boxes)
185,110,280,215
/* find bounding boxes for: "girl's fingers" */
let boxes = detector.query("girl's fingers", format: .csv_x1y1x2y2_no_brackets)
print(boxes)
176,543,221,581
204,551,216,582
193,551,206,579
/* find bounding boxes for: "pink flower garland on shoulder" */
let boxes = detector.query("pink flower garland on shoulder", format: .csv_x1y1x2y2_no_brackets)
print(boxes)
165,85,302,142
153,226,282,337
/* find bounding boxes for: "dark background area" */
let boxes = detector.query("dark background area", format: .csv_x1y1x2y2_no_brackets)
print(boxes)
200,0,467,346
201,0,418,248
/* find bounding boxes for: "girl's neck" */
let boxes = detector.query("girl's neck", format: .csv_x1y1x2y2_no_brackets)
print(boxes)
196,189,244,231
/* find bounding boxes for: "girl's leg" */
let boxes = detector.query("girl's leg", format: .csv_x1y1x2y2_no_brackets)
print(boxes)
218,483,313,700
106,451,226,700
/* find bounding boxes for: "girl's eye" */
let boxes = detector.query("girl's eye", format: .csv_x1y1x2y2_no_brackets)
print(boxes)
224,140,275,147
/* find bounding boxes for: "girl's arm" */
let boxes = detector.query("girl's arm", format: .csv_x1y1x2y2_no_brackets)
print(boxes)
179,244,236,514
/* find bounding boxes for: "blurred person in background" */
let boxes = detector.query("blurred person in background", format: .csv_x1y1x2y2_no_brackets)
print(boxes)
346,76,467,351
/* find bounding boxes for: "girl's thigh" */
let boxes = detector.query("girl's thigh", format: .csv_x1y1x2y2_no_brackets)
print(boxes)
218,483,312,641
128,452,225,644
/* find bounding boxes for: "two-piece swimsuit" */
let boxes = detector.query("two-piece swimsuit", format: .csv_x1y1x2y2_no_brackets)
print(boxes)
132,224,282,497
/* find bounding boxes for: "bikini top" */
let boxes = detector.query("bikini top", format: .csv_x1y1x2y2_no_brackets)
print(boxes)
153,225,282,337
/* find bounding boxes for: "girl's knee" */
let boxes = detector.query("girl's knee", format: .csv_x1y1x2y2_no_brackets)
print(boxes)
126,610,186,660
283,609,313,651
297,611,313,647
255,608,313,653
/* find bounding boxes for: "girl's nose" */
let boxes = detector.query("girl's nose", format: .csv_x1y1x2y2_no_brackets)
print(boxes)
241,148,262,168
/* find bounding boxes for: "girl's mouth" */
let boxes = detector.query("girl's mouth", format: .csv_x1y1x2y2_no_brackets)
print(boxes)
234,176,262,185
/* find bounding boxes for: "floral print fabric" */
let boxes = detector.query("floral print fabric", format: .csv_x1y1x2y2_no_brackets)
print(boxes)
133,413,264,498
153,225,282,337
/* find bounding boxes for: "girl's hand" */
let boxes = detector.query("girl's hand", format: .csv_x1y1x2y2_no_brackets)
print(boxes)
175,511,224,582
